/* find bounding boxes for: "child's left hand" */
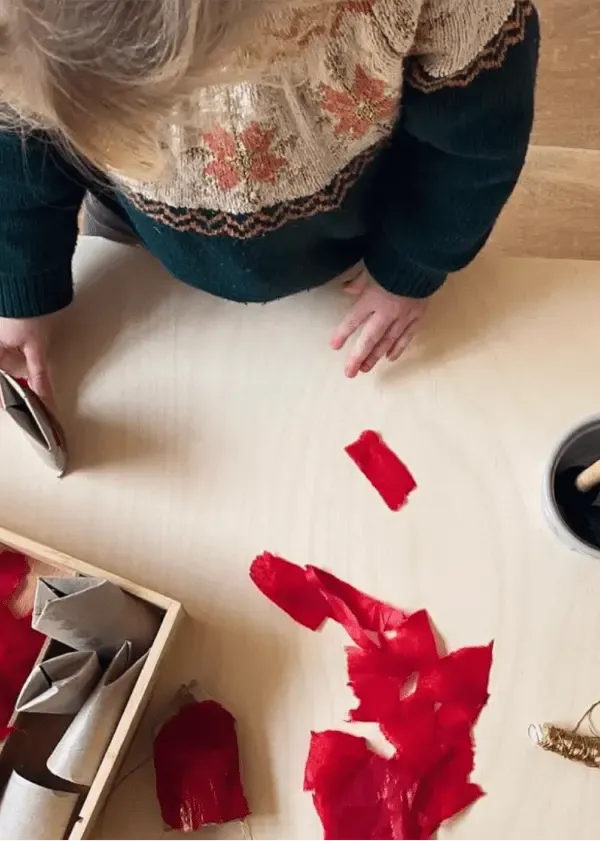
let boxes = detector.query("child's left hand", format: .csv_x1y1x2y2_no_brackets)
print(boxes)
330,269,428,377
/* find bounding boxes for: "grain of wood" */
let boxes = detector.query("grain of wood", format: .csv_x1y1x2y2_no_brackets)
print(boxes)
533,0,600,150
491,144,600,259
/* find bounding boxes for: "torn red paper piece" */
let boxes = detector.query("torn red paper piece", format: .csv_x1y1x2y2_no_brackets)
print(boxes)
345,430,416,511
306,565,407,647
0,550,29,605
250,553,406,647
250,553,330,631
305,731,410,841
408,733,484,840
153,699,249,831
417,643,493,724
347,611,440,722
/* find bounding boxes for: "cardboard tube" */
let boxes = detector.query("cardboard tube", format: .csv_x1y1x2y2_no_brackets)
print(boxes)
47,645,148,786
0,772,79,840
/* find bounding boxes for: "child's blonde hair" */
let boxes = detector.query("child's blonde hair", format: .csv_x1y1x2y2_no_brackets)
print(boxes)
0,0,251,176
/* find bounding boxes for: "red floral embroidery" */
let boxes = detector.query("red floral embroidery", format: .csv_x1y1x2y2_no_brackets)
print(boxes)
331,0,374,35
203,123,286,191
321,65,396,138
266,8,328,48
266,1,374,45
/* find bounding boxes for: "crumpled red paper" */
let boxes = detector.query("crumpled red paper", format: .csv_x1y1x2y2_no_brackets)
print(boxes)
345,431,416,511
153,699,249,831
0,550,45,732
251,553,492,839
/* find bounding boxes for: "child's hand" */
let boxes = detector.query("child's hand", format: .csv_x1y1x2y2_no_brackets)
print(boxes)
0,316,53,400
330,270,428,377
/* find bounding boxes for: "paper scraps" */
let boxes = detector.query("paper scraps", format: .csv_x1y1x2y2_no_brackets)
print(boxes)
345,431,416,511
251,552,492,840
0,550,45,733
154,699,249,831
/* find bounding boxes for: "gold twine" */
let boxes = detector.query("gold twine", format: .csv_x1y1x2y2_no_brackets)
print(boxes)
530,701,600,768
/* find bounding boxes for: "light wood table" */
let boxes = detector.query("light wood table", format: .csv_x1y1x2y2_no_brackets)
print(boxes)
1,238,600,840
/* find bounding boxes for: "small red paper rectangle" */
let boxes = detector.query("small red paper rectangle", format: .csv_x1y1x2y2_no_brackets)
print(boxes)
345,431,416,511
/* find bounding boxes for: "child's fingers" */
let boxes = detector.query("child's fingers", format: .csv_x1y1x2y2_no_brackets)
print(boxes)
387,318,421,362
23,343,53,402
0,347,28,381
359,329,398,373
330,299,372,351
344,313,390,378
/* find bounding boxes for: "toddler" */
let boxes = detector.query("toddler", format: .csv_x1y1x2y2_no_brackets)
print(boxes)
0,0,539,398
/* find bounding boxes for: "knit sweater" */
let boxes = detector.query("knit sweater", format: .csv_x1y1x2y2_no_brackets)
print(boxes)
0,0,539,318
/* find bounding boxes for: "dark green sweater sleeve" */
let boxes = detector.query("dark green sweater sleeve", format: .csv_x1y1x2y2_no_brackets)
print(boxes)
364,0,540,298
0,131,86,318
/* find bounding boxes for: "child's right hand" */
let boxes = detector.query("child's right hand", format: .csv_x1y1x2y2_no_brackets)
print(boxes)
0,316,53,401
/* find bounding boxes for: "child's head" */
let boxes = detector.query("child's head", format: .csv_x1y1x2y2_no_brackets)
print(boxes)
0,0,242,176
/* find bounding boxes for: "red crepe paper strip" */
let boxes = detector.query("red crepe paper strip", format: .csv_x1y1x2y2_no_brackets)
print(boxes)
305,565,407,648
250,553,330,631
345,430,416,511
250,552,493,839
153,699,249,831
250,553,406,647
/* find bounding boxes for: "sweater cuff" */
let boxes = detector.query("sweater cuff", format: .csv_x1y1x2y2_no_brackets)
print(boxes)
0,263,73,318
364,240,447,299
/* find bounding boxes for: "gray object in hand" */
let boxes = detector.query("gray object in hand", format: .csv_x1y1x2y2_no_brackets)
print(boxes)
0,370,67,475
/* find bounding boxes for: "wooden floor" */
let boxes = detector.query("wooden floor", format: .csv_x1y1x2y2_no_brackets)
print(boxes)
493,0,600,259
492,146,600,260
532,0,600,152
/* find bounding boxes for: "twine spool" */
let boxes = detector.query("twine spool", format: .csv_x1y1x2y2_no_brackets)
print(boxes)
530,702,600,768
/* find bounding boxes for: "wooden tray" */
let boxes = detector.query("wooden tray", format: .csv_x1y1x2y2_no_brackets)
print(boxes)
0,525,184,839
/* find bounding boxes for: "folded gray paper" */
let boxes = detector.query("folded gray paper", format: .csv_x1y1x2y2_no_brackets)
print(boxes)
33,576,161,659
47,642,148,786
0,772,79,840
0,369,68,476
15,650,101,715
